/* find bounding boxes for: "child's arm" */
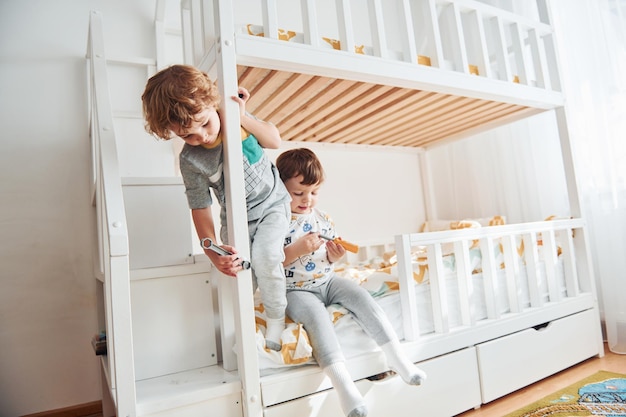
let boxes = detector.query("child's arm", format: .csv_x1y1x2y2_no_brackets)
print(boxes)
191,207,242,277
232,87,282,149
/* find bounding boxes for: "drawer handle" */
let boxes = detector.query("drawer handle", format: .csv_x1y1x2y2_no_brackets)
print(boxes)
366,371,395,382
533,321,552,331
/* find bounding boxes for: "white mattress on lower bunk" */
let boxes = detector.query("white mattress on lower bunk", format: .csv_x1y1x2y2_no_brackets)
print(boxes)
253,249,566,374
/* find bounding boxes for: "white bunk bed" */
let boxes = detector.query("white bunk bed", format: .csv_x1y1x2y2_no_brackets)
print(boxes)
87,1,604,416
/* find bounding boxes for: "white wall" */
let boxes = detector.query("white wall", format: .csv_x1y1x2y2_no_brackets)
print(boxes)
0,1,156,415
267,143,425,243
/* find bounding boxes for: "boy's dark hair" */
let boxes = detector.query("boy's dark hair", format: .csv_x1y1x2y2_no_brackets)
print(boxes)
141,64,221,140
276,148,325,185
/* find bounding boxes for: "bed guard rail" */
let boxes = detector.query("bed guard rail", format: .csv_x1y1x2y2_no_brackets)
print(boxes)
395,218,594,341
181,0,560,92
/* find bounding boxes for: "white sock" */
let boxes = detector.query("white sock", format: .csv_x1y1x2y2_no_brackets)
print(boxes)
265,316,284,351
324,362,368,417
381,340,427,385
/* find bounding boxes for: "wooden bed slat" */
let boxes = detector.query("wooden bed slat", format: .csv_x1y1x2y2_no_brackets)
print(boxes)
237,65,532,148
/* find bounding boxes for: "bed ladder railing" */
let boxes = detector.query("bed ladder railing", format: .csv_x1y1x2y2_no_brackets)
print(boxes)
87,10,137,415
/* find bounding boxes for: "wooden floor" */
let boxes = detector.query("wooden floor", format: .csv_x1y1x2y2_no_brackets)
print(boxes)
454,343,626,417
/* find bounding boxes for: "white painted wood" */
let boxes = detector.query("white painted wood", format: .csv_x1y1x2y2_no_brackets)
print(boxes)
451,2,470,74
542,229,561,302
135,366,242,416
479,237,499,319
214,1,263,416
490,15,512,81
130,273,217,381
425,0,445,68
395,233,420,341
264,347,481,417
454,239,474,326
477,309,600,403
336,0,355,53
398,0,417,63
262,0,279,40
523,231,542,308
510,22,529,84
528,28,551,89
122,180,194,270
139,392,242,417
89,11,137,415
501,234,521,313
427,242,449,334
558,228,579,297
367,0,386,58
301,0,320,47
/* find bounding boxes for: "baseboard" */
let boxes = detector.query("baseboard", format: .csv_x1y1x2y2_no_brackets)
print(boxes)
21,401,102,417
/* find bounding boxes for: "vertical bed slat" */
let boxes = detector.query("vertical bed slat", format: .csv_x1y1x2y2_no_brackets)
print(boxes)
491,15,512,82
558,228,579,297
465,9,492,78
428,242,450,334
396,234,421,341
336,0,356,53
536,0,561,91
542,229,561,303
262,0,279,40
454,240,474,326
300,0,320,47
523,232,543,308
367,0,386,58
479,237,500,320
510,22,529,85
501,234,521,313
528,28,551,89
426,0,445,68
450,2,470,74
399,0,418,63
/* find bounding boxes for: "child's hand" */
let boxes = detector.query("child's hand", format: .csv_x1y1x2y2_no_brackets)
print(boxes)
293,232,325,257
232,87,249,119
325,239,346,263
206,244,244,277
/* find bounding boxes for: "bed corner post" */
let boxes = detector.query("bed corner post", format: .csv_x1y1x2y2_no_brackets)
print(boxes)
213,0,264,415
538,0,604,358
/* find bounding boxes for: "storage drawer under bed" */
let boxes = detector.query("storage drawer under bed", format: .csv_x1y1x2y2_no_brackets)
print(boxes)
263,347,481,417
476,308,601,403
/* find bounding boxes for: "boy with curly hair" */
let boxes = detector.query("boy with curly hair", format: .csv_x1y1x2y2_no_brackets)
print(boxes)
141,65,289,350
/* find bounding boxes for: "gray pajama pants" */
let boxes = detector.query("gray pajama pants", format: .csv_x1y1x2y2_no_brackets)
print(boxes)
246,201,290,320
286,275,397,368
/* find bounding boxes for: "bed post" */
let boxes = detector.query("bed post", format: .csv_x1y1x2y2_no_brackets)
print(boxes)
213,0,264,415
537,0,604,358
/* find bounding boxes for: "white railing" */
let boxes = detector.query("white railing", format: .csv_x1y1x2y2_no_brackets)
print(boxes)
182,0,559,91
395,218,594,341
87,10,137,416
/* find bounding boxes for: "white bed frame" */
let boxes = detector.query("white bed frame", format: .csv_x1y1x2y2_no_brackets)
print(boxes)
87,1,604,416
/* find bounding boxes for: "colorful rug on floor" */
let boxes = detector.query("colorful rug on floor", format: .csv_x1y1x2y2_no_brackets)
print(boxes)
505,370,626,417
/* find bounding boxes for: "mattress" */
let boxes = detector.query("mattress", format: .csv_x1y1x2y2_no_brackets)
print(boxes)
252,242,566,373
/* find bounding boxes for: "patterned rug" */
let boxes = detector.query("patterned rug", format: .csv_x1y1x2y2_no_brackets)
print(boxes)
505,371,626,417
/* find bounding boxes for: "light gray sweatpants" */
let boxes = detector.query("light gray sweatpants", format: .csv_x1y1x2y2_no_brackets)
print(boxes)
286,275,397,368
246,201,290,320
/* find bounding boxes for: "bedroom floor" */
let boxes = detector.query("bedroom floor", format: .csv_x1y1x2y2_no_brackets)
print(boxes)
454,342,626,416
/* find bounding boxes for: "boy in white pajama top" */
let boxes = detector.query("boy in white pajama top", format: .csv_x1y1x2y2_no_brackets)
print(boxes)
276,148,427,417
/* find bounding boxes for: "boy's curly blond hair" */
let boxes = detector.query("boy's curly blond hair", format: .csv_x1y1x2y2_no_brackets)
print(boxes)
141,64,221,140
